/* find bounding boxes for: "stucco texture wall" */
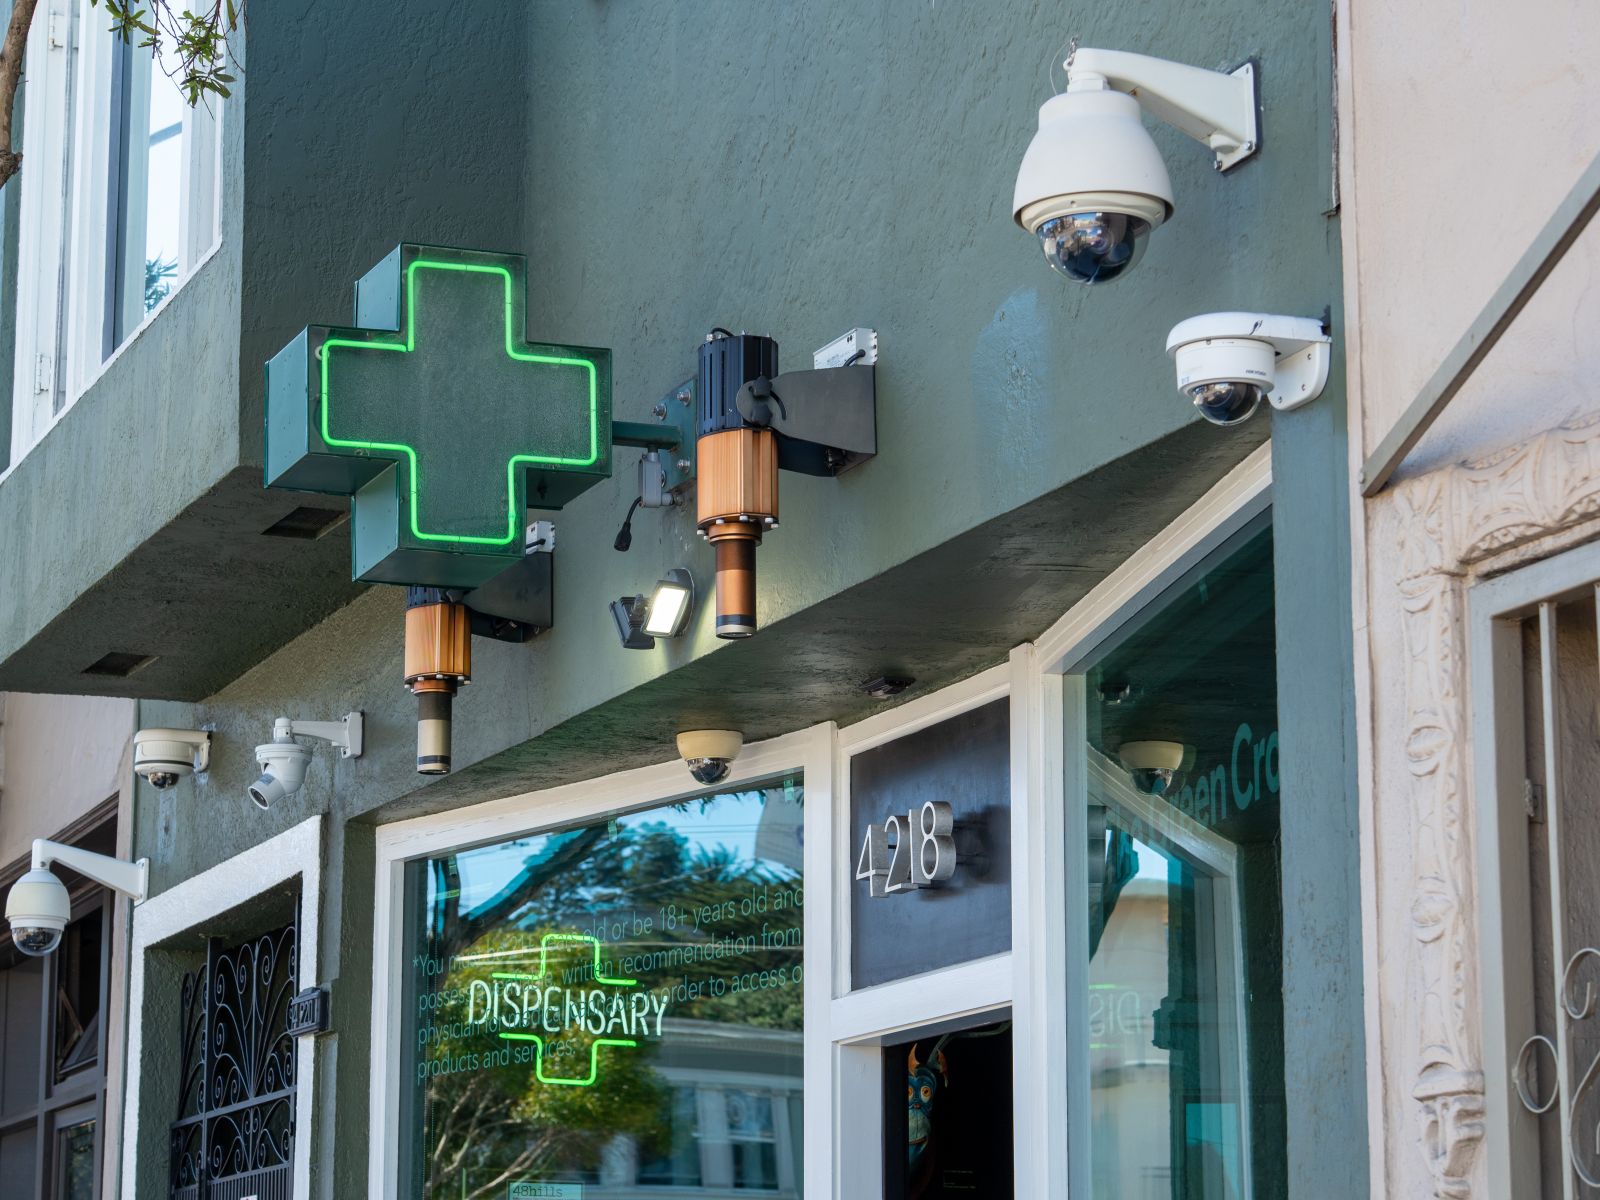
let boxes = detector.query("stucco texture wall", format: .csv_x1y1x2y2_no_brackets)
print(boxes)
1341,0,1600,1196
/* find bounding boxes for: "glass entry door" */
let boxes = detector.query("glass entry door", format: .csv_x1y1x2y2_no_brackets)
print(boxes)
1068,522,1284,1199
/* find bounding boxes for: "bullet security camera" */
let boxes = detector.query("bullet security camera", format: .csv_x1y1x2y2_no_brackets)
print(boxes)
676,729,743,786
132,727,211,789
1014,48,1259,284
1166,312,1333,426
247,714,363,809
1118,740,1188,797
5,839,147,957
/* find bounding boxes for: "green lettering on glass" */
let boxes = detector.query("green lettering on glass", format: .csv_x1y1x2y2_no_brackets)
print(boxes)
465,933,656,1087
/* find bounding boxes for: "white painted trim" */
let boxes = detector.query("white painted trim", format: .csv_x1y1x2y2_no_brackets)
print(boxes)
1034,441,1272,672
829,954,1012,1044
367,727,831,1200
1029,445,1270,1198
1011,642,1069,1196
119,815,322,1200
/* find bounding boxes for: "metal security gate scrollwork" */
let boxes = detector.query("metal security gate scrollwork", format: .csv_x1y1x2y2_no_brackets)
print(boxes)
169,917,299,1200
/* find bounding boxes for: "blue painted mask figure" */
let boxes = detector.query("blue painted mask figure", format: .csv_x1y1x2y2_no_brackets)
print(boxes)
908,1041,950,1166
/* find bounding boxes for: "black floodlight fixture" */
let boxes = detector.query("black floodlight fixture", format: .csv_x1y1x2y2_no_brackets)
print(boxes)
643,569,695,639
611,595,655,650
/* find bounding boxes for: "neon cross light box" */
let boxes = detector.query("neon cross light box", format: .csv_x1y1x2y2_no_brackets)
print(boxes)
265,244,613,588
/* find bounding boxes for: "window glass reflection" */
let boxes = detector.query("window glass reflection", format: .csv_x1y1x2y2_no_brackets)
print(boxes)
112,41,192,347
57,1119,96,1200
1079,524,1284,1198
405,783,805,1199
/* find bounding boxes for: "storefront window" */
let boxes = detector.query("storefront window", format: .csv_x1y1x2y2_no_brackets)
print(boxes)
1074,523,1284,1197
403,781,806,1199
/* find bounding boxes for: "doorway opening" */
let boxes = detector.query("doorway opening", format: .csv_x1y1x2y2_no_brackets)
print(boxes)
883,1017,1013,1199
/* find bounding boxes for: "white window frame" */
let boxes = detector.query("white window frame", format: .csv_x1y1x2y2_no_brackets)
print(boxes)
1469,535,1600,1197
369,726,837,1200
1023,440,1271,1197
118,815,323,1200
364,442,1272,1200
9,0,224,468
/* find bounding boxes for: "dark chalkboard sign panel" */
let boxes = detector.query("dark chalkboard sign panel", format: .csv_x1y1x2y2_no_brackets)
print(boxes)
849,698,1011,988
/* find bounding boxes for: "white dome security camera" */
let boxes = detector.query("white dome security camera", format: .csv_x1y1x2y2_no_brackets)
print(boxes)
247,714,363,809
676,729,743,786
5,868,69,955
1014,48,1259,284
1118,740,1188,797
5,839,148,957
1166,312,1333,426
133,727,211,789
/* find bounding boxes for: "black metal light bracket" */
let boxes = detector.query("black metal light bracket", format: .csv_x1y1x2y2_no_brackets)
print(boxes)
734,364,878,477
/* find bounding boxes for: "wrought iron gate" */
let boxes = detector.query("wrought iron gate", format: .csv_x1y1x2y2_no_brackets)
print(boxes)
169,917,299,1200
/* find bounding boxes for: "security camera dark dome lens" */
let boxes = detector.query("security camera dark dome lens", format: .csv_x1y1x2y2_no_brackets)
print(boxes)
687,758,731,785
14,925,61,955
147,771,179,789
1190,381,1266,426
1130,767,1177,797
1037,212,1151,284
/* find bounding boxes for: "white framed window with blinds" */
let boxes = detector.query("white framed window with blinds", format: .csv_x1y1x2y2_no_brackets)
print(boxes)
6,0,223,468
1472,537,1600,1198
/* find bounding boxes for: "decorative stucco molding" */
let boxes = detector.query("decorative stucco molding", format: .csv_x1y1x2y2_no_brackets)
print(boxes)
1386,410,1600,1198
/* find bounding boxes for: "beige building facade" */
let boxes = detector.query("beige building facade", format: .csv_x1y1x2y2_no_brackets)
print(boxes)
1338,0,1600,1195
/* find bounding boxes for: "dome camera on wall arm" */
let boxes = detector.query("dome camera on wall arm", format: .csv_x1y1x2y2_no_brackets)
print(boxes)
133,727,211,789
1166,312,1332,426
5,839,148,957
1013,47,1260,284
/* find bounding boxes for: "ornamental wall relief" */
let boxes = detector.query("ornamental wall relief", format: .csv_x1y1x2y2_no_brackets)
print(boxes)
1385,410,1600,1199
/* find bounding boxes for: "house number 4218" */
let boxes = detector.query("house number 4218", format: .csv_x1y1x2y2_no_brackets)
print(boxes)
855,801,956,898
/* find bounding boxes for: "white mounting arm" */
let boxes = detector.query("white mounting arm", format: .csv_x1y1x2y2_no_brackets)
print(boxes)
273,713,364,758
33,839,149,902
1068,48,1259,170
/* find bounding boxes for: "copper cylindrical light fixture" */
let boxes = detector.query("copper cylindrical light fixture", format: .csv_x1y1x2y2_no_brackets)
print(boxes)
404,589,472,774
696,332,780,638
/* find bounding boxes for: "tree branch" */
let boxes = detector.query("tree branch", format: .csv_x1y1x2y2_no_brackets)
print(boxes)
0,0,39,190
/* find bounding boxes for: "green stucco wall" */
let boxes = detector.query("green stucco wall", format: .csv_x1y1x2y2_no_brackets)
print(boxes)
113,1,1361,1196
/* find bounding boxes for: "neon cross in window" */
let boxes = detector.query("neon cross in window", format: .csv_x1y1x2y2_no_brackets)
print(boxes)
461,932,668,1088
265,244,612,588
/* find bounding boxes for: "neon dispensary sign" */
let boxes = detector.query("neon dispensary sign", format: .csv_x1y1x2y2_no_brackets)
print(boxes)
462,933,669,1087
319,259,598,548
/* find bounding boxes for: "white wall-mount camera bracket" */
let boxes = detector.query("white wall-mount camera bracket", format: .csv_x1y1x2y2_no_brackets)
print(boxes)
32,838,150,903
1068,48,1260,172
272,713,365,758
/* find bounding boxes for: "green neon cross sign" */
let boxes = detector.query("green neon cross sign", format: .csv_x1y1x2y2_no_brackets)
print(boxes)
467,933,655,1087
265,244,612,588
